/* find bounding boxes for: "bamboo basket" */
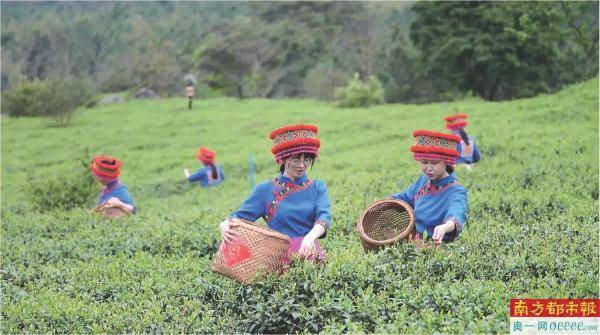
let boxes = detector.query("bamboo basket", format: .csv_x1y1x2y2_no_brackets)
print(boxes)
212,219,290,283
356,199,414,252
92,203,129,219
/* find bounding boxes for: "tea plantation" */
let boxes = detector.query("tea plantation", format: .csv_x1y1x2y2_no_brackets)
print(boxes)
1,79,598,333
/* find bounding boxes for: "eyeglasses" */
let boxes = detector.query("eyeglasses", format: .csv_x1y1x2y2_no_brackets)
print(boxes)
289,157,313,166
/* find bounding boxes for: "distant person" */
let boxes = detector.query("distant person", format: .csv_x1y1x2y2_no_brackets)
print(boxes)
219,124,331,265
186,81,195,109
390,130,467,245
90,155,136,215
444,113,481,169
184,147,225,187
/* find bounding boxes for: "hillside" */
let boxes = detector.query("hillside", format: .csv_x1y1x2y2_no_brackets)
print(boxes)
1,78,598,333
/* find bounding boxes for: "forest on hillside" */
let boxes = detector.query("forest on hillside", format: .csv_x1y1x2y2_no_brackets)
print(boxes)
1,1,598,103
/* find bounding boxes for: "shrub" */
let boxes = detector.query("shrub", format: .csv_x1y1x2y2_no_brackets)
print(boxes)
303,61,351,101
28,173,96,211
1,79,49,117
334,73,385,107
1,77,94,126
27,153,97,211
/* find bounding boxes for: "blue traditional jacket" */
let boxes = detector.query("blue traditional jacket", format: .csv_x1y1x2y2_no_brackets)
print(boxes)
230,173,331,238
392,173,467,241
98,179,136,213
188,164,225,187
456,134,481,164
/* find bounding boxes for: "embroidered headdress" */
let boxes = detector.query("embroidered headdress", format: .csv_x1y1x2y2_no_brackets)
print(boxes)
90,155,122,180
269,124,320,164
410,130,461,165
443,113,468,131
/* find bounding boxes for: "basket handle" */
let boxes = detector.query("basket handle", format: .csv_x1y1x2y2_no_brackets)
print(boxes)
228,217,266,228
227,218,290,241
227,217,244,227
91,202,111,214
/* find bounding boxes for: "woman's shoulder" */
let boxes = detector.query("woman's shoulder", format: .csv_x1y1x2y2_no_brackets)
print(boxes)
413,174,429,186
310,178,329,188
449,181,467,194
256,179,276,190
112,183,132,194
113,182,128,190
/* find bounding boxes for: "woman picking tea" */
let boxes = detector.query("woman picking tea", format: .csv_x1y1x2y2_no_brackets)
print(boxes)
391,130,468,244
219,124,331,263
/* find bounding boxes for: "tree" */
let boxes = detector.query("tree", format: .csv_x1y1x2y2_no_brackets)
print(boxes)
198,18,260,99
410,1,565,100
556,1,599,84
377,26,419,103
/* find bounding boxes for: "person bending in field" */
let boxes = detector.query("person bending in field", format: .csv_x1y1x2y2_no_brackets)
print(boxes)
391,130,467,245
184,147,225,187
219,124,331,265
90,155,136,214
443,113,481,170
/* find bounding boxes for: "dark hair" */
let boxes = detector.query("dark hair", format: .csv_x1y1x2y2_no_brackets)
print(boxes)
458,129,470,145
209,163,218,179
446,164,454,174
279,152,316,174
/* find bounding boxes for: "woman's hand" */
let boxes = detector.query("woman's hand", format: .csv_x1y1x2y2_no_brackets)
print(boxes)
106,197,123,208
298,235,317,259
183,168,190,178
105,197,135,214
219,219,240,245
432,220,455,244
298,224,326,259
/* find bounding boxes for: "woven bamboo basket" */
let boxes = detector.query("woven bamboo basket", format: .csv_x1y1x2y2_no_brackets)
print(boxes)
92,203,129,219
356,199,415,252
212,219,290,283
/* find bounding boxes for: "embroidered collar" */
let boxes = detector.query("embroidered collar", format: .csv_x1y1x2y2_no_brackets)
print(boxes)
266,174,313,223
102,179,121,196
415,174,459,202
429,173,456,189
107,179,121,190
277,173,308,186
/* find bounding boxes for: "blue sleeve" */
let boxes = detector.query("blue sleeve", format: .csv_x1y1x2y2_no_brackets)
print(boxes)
219,166,225,181
444,186,468,235
188,167,206,183
114,186,136,213
229,181,269,222
315,181,332,239
315,181,331,227
472,143,481,163
391,176,424,208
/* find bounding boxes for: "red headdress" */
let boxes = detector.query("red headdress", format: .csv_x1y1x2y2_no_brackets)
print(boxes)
443,113,468,131
410,130,461,165
269,124,320,164
90,155,122,180
196,147,216,165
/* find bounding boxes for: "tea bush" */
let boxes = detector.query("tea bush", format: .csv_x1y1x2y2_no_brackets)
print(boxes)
27,151,97,211
27,173,96,212
1,77,94,126
335,73,385,107
1,78,598,332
